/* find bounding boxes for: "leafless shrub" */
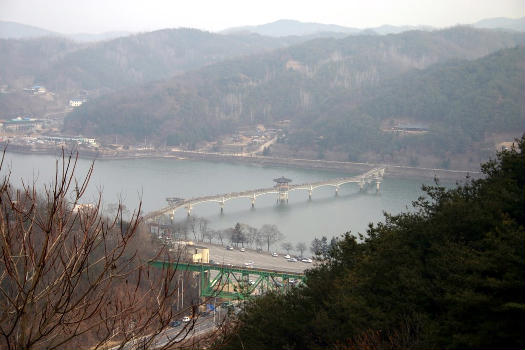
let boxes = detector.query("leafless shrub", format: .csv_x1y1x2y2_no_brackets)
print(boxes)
0,149,213,349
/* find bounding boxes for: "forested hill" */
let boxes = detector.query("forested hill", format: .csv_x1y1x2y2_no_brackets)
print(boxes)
304,46,525,161
65,27,524,162
0,28,302,92
217,137,525,349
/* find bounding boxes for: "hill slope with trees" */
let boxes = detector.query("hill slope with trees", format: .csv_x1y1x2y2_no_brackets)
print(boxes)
300,46,524,163
216,136,525,349
64,27,524,166
0,28,302,93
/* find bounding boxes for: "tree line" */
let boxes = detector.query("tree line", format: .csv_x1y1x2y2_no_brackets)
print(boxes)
160,218,322,257
0,150,222,349
162,219,286,252
215,136,525,349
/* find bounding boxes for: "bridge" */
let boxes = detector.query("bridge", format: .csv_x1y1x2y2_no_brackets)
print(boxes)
149,261,306,300
144,167,385,221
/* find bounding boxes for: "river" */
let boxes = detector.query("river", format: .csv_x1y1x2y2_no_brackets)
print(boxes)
2,152,457,246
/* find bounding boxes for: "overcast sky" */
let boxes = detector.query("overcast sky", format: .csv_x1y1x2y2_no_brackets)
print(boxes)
0,0,523,34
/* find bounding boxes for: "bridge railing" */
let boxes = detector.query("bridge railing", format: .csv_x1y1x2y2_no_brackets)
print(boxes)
144,167,385,220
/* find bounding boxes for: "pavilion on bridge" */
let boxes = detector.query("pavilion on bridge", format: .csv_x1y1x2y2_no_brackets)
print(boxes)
273,176,292,203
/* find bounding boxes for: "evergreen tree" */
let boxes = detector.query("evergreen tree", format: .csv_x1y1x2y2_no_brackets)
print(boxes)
217,136,525,349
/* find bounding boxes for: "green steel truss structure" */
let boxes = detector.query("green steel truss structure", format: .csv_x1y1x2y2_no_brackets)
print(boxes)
149,261,306,300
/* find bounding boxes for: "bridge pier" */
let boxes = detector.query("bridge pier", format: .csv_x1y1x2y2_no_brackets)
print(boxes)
147,167,386,221
277,191,289,204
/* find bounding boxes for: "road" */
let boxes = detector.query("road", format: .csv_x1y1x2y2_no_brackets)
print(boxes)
117,306,228,349
200,242,314,274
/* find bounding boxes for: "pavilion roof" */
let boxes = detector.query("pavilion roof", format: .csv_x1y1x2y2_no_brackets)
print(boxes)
273,176,292,184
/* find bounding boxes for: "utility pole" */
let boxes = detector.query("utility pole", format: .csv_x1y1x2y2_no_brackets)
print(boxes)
213,297,216,324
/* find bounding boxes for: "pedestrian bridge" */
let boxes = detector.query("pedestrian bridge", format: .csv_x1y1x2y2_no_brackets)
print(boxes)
149,260,306,300
144,167,385,221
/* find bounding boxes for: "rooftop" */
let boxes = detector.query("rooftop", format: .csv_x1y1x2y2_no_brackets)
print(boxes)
273,176,292,184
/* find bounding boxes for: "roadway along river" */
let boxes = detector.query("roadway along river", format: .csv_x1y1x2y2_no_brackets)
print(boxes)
3,152,459,246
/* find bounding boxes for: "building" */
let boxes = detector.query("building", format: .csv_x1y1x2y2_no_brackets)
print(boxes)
24,85,46,94
69,98,87,107
186,244,210,263
72,203,95,213
2,117,43,132
39,136,97,146
170,241,210,263
273,176,292,203
390,123,429,133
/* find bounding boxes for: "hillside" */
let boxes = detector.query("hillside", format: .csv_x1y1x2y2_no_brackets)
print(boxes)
0,37,81,89
0,21,58,39
472,16,525,32
222,19,360,37
217,138,525,349
304,47,524,163
222,19,433,37
0,28,304,95
64,27,524,166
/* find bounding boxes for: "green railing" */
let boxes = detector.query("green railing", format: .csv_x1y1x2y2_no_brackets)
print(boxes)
149,261,306,300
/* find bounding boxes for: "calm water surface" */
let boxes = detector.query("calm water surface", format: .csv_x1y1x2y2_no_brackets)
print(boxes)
3,152,448,245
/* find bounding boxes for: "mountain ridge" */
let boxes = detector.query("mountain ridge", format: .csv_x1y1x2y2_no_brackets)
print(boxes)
64,27,525,166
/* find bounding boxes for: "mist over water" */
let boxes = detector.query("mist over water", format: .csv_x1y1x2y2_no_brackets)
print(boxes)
4,153,444,245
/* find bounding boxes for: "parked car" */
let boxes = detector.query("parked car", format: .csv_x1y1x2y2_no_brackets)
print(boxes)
271,252,278,257
240,247,246,252
284,254,291,259
226,246,234,251
288,257,298,262
301,258,313,263
244,261,254,266
170,320,181,327
182,316,191,322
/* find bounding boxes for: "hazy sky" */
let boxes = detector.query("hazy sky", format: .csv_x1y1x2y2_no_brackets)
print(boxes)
1,0,523,34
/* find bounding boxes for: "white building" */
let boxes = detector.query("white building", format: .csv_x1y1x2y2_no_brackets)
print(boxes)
69,98,86,107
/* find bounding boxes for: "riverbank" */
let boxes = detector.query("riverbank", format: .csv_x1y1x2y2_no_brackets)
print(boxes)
6,144,481,181
3,150,467,243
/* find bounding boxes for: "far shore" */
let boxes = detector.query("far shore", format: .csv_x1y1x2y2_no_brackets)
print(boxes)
5,144,481,182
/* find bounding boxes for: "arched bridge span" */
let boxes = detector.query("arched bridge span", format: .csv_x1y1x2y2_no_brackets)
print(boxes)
144,167,384,220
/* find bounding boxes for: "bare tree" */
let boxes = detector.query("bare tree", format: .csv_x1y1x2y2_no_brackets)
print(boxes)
198,218,209,242
248,226,262,249
259,224,284,252
295,242,307,257
204,230,216,244
238,224,258,248
281,242,293,254
173,221,189,241
187,216,198,242
0,150,199,350
216,229,225,246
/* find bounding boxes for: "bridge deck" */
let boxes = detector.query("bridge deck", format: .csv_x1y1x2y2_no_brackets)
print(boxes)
150,260,306,299
144,167,384,220
149,260,305,279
